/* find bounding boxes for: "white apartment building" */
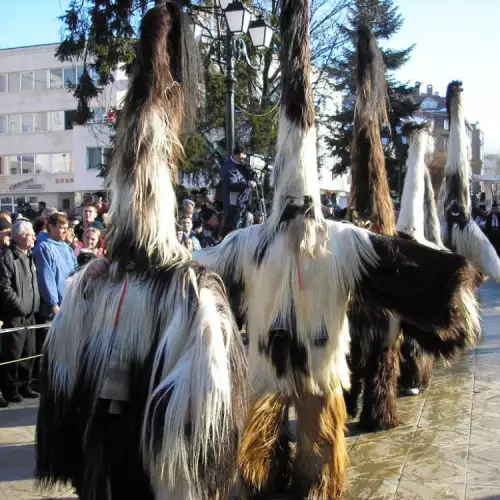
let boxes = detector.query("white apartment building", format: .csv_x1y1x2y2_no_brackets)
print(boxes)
0,43,127,213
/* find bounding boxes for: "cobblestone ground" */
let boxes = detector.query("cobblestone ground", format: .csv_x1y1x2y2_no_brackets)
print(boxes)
0,281,499,499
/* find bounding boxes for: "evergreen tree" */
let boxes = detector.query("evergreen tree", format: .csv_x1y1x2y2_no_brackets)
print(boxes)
325,0,419,198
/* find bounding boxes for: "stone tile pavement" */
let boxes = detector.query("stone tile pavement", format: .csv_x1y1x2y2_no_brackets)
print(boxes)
0,281,500,499
343,280,500,500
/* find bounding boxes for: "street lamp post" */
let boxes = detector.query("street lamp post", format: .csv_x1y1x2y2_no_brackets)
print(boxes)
225,33,236,156
217,0,274,156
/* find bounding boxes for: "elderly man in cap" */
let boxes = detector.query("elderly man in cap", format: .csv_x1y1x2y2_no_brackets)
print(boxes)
181,198,196,218
0,220,40,405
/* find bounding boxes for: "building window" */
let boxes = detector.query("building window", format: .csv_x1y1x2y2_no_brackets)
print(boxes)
91,108,105,124
34,112,48,132
64,110,79,130
8,73,20,93
87,147,111,170
55,153,72,173
9,114,21,134
35,154,51,174
0,74,6,93
89,67,99,85
0,115,6,134
50,111,65,131
50,69,63,89
421,99,437,110
21,71,34,91
22,155,35,175
0,196,38,214
1,197,14,213
7,156,21,175
21,113,34,133
0,153,72,176
34,70,47,91
52,153,72,174
63,67,77,88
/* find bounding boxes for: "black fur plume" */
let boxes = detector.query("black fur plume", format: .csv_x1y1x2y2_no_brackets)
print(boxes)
446,80,463,123
348,23,395,236
280,0,315,130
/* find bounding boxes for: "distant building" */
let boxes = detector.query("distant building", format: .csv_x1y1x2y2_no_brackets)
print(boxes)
0,43,127,213
470,123,485,193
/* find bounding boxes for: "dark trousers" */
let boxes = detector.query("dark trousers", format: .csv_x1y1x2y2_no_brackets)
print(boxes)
0,316,36,394
225,205,241,231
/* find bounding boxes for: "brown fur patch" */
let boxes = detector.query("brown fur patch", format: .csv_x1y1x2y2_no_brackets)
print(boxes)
348,25,396,237
238,392,291,494
358,341,401,432
292,391,348,500
399,336,434,390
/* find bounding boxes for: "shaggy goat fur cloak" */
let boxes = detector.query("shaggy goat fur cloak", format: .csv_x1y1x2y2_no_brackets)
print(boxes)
439,81,500,280
35,6,248,500
396,121,441,393
194,3,480,498
344,24,405,432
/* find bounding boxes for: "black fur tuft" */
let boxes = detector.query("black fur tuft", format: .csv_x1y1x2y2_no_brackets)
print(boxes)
279,0,315,129
446,80,463,122
356,234,480,357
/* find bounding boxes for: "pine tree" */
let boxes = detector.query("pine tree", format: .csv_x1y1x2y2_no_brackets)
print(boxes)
325,0,419,198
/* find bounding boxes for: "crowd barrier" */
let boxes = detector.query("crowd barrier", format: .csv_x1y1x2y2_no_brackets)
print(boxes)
0,323,49,367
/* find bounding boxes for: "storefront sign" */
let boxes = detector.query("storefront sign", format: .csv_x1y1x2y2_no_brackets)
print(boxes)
55,177,74,184
9,178,35,191
25,184,44,191
5,178,44,192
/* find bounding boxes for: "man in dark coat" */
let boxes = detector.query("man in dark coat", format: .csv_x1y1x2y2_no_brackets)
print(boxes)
0,220,40,404
219,144,255,231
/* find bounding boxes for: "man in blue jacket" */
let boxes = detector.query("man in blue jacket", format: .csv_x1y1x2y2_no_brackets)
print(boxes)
33,213,77,319
219,145,256,232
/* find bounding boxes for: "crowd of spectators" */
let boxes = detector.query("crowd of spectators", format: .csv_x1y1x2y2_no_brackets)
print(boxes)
0,194,107,407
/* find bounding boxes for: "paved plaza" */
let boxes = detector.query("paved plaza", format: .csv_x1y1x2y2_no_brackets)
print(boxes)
1,281,500,499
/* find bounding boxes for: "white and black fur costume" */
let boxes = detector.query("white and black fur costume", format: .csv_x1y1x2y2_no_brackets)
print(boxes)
194,2,480,498
343,24,405,432
439,81,500,280
397,120,442,248
35,6,248,500
396,121,443,393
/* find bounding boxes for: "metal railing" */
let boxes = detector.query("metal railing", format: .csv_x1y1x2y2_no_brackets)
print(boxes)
0,323,49,367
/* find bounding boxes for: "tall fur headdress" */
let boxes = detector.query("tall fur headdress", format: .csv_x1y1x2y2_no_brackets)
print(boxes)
397,119,436,243
267,0,324,254
440,81,500,279
443,81,469,232
348,24,395,236
105,4,202,271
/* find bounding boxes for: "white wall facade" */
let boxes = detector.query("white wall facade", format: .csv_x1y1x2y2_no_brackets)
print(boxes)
0,43,126,213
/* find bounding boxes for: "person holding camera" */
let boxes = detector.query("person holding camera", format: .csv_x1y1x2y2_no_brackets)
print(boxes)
220,145,256,232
